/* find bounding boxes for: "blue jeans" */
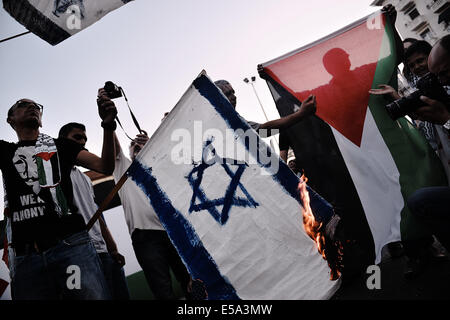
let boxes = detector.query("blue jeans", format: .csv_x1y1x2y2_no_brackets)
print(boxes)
407,186,450,252
98,252,130,300
11,231,110,300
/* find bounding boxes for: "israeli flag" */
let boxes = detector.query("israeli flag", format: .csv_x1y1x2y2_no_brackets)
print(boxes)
3,0,133,45
127,72,340,299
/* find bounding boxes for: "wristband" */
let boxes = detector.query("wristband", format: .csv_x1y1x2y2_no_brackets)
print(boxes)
101,120,117,131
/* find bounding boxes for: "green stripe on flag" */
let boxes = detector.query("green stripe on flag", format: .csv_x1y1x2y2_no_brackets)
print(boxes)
368,20,448,241
36,157,47,186
55,185,69,216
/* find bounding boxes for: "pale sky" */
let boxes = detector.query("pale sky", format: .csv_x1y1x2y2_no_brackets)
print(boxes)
0,0,379,275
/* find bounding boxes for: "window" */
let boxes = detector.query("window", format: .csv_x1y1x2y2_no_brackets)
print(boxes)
408,8,420,20
420,28,431,40
418,25,436,43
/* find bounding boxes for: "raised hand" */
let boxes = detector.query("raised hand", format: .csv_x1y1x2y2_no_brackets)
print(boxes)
97,88,118,126
298,95,317,118
382,4,397,24
369,84,401,100
415,96,450,125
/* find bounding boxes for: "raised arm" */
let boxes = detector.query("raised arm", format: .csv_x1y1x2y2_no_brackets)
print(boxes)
382,4,404,66
75,88,117,174
259,95,316,131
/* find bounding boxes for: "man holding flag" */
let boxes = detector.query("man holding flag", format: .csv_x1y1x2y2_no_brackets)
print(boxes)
258,4,448,283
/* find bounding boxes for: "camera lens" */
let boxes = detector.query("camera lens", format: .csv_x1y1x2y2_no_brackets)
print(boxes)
385,100,403,120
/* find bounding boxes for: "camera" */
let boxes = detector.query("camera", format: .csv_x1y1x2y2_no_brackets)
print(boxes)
104,81,123,99
385,73,449,120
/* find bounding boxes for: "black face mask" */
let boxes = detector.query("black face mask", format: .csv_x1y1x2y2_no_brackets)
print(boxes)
72,134,87,143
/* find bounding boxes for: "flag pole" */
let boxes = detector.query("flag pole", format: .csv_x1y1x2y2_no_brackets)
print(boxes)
243,76,279,148
244,77,269,122
0,31,31,44
86,173,128,231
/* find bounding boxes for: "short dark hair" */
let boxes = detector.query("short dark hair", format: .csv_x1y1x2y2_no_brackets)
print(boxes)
404,40,432,62
58,122,86,138
438,34,450,53
214,79,231,90
403,38,418,45
7,99,27,119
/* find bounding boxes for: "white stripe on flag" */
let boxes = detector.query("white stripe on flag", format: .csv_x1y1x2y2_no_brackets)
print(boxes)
42,158,54,187
0,249,11,300
132,74,340,299
28,0,130,35
330,108,403,263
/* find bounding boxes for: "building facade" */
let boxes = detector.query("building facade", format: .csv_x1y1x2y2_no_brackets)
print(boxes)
371,0,450,44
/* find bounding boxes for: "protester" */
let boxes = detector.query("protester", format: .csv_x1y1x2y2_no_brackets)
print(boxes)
407,35,450,256
287,157,300,177
58,122,130,300
214,79,317,137
372,34,450,277
105,97,192,300
1,94,117,299
370,40,440,151
369,40,442,264
402,39,419,85
369,38,448,172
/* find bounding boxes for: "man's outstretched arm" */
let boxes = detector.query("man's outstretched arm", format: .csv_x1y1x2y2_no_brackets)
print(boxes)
76,89,117,175
259,95,316,131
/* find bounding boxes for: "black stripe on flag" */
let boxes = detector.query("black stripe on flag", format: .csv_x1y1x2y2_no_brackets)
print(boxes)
3,0,71,45
50,152,61,184
265,76,376,270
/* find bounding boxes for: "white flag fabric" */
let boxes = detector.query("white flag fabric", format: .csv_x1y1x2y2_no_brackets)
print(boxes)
3,0,133,45
126,72,340,300
0,249,11,300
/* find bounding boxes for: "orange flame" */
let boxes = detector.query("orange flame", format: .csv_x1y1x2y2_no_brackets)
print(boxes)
299,175,341,281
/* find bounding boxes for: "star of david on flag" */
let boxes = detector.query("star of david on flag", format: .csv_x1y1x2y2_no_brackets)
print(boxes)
187,139,258,226
126,71,340,299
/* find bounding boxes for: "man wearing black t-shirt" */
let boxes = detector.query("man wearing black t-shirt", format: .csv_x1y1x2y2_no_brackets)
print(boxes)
1,94,117,300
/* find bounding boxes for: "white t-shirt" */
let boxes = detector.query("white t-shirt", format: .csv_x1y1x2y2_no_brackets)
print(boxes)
113,150,164,235
71,168,108,253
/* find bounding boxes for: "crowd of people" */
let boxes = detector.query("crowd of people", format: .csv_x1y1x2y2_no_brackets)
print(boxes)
1,4,449,300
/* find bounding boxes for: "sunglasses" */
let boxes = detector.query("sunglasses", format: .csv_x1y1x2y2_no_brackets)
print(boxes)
13,100,44,114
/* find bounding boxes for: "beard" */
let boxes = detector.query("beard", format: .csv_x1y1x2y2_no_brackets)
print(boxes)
22,117,41,129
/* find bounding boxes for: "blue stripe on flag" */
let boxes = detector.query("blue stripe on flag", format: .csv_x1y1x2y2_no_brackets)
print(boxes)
193,75,334,224
127,75,334,300
127,161,240,300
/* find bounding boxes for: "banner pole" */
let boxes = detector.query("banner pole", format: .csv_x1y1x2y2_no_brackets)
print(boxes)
0,31,31,44
86,173,128,231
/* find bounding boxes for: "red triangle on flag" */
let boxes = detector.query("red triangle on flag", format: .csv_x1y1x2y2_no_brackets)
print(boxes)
0,278,8,297
265,15,386,147
36,152,56,162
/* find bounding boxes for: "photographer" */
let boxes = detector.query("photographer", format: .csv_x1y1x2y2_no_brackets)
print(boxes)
414,35,450,179
407,35,450,256
370,40,440,151
370,36,450,277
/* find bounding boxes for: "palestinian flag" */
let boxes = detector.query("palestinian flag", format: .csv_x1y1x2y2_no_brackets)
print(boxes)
0,219,10,300
261,11,448,264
